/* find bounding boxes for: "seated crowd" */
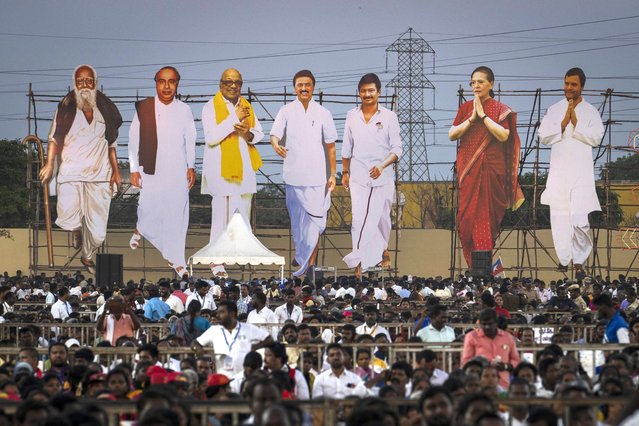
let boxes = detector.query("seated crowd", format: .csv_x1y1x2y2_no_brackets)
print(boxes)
0,269,639,425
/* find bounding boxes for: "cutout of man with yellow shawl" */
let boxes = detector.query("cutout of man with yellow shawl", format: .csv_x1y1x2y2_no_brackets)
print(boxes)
201,68,264,277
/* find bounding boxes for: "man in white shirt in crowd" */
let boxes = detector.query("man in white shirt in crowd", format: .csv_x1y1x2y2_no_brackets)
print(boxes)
193,301,273,378
247,291,279,339
51,287,72,321
159,281,184,314
373,280,387,301
44,283,56,305
313,343,369,399
415,349,449,386
128,66,197,277
538,67,605,278
185,280,217,312
355,305,391,341
342,73,402,279
416,305,456,343
270,69,338,277
201,68,264,278
39,64,123,275
274,289,303,324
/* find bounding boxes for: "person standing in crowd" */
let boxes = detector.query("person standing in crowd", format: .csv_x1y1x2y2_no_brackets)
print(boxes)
342,73,402,279
96,295,140,345
51,287,72,321
416,305,455,343
39,64,123,275
448,66,524,268
193,301,273,378
128,66,197,277
274,288,303,324
461,308,520,388
201,68,264,278
595,293,630,343
185,280,217,312
539,68,605,278
270,69,338,277
355,304,392,341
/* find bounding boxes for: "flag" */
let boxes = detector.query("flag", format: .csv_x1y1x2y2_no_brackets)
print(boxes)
492,257,505,277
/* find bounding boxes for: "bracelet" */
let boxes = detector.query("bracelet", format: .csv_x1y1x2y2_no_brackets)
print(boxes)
342,171,349,175
480,114,488,120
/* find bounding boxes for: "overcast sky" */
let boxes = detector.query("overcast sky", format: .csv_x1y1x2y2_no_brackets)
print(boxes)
1,0,638,180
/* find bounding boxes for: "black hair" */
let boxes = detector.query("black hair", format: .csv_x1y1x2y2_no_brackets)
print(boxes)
137,343,159,359
217,300,238,316
265,342,288,364
293,69,315,86
358,73,382,91
565,67,586,87
471,66,495,98
418,385,453,411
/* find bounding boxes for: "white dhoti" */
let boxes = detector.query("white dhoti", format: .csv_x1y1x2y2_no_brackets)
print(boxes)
56,181,111,260
137,171,189,268
550,211,592,265
209,194,253,244
343,181,394,270
286,185,330,277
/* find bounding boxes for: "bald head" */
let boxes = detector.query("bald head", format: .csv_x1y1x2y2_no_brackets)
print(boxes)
219,68,243,104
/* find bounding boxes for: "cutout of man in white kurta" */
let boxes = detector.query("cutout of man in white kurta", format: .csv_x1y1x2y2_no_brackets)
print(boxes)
539,68,604,276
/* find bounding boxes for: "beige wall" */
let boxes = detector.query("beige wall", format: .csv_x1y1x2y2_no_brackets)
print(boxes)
1,227,638,283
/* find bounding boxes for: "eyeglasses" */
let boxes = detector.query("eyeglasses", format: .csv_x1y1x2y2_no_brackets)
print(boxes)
221,79,243,87
75,78,95,87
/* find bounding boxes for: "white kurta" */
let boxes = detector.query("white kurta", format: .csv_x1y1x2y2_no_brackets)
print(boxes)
539,98,604,265
341,106,402,269
201,97,264,244
49,107,113,260
128,96,196,268
270,98,337,274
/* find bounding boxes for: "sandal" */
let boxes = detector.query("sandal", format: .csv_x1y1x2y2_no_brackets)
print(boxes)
80,257,96,275
129,232,141,250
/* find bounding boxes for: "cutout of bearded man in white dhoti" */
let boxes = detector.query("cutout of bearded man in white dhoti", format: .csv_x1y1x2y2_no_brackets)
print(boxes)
40,64,123,275
128,66,197,277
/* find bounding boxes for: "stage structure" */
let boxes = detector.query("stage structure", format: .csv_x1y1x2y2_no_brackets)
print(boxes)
449,87,639,280
22,80,639,281
386,27,436,182
23,86,405,280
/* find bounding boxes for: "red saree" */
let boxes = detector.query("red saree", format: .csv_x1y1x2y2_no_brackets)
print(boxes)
453,98,524,267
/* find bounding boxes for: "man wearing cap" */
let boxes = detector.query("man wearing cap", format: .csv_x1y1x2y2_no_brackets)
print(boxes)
201,68,264,278
192,301,273,378
185,280,217,312
270,69,338,277
39,64,123,275
567,284,588,312
128,66,197,277
355,305,391,342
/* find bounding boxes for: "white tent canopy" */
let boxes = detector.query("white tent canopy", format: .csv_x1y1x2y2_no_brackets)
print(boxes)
189,212,285,275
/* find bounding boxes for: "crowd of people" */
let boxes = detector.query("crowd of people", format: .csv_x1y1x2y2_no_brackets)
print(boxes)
0,269,639,425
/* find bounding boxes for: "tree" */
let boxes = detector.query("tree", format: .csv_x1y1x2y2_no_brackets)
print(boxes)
0,139,32,232
603,153,639,181
254,184,289,228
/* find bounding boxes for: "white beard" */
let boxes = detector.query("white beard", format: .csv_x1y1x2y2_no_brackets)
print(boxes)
75,88,97,112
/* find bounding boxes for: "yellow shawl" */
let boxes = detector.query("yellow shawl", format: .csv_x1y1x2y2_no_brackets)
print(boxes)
214,92,262,182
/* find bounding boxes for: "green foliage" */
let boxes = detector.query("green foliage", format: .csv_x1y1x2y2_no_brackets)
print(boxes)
0,139,31,227
255,184,289,228
603,154,639,181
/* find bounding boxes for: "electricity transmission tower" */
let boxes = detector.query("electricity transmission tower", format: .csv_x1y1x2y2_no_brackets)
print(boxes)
386,28,436,181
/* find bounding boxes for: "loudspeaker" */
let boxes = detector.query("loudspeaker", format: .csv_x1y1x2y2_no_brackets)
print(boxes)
471,250,492,278
96,254,123,288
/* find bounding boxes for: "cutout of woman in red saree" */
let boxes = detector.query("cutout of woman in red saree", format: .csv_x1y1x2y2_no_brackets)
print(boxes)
449,66,524,267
